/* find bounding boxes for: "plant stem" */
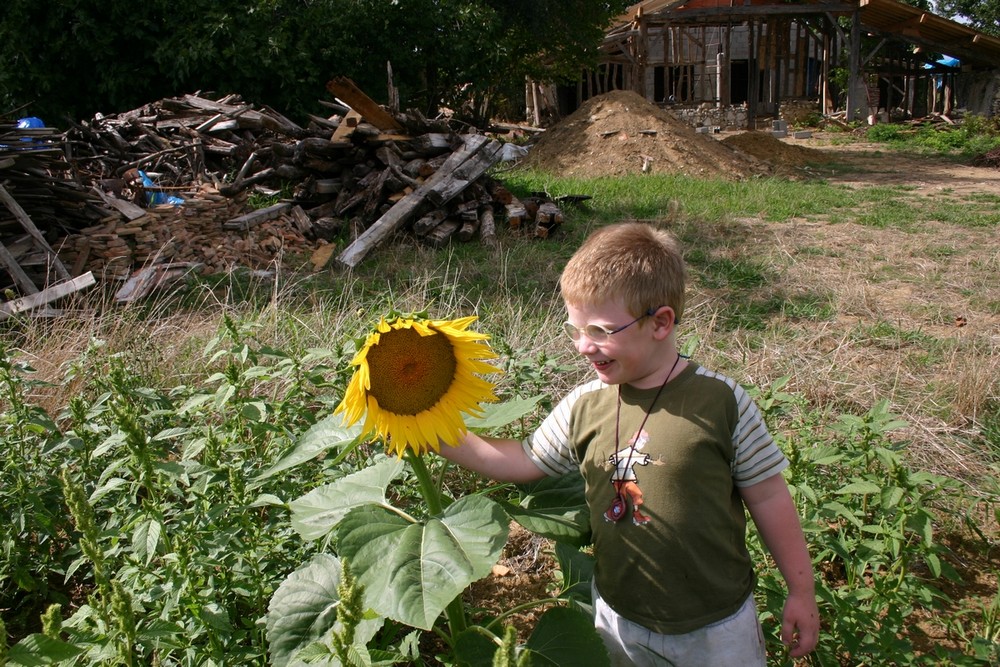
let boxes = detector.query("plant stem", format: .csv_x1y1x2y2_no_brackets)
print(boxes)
404,451,468,638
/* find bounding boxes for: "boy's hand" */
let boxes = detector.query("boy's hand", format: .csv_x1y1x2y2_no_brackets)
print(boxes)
781,590,819,657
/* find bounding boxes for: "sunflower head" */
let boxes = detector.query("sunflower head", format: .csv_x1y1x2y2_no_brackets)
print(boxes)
335,314,501,457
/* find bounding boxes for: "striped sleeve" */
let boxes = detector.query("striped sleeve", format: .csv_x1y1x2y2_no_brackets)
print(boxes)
521,379,605,477
695,368,789,487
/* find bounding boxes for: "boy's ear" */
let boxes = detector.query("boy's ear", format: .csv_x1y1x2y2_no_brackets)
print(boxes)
651,306,677,338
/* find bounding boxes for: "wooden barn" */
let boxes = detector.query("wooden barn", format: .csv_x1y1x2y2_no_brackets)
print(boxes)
531,0,1000,127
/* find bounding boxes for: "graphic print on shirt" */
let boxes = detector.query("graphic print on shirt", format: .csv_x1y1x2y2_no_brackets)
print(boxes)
604,429,652,525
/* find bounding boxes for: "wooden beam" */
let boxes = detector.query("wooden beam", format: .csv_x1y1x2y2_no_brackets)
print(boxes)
0,240,39,294
326,77,404,131
0,184,72,281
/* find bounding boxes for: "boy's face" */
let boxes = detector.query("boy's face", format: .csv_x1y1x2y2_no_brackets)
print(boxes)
565,300,673,390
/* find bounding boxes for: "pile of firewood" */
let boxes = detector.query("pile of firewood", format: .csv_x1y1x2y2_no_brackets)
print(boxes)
2,77,569,302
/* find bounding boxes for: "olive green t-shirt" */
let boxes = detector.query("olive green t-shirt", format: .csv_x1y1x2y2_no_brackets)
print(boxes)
523,363,788,634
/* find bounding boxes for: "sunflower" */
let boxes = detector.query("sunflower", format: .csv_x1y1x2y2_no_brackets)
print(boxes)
336,315,501,457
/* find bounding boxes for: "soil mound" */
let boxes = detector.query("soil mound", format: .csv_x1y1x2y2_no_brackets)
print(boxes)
720,131,827,168
521,90,771,179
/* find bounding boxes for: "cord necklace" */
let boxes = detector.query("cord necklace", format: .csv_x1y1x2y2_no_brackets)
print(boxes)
606,353,683,523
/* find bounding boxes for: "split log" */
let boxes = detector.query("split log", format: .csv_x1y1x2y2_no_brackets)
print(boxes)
457,216,480,242
413,210,447,236
423,219,462,248
505,195,528,229
479,207,497,248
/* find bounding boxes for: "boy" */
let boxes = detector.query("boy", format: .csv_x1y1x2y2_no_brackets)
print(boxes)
441,222,819,666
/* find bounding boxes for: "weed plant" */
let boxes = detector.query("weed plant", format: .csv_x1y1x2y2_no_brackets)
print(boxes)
866,114,1000,158
1,147,998,664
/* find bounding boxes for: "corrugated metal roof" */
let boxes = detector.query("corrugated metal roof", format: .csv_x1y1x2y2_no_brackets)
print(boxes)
858,0,1000,67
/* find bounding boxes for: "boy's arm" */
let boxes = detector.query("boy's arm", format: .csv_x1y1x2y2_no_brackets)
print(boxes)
740,474,820,658
438,432,548,483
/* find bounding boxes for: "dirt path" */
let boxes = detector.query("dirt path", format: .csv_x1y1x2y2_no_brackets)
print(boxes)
767,131,1000,197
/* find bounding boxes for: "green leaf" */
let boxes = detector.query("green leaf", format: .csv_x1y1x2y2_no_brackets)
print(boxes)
200,602,232,632
453,628,498,667
525,606,611,666
464,395,544,430
554,542,595,601
335,495,509,630
502,473,590,546
879,485,905,510
255,414,361,482
89,476,127,503
835,481,882,495
289,458,405,540
241,401,268,421
266,553,383,667
133,518,162,566
177,393,213,415
6,633,85,666
152,426,192,441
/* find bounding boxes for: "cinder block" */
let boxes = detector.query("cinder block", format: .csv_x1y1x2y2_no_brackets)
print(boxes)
695,126,711,134
771,130,788,138
793,130,813,139
771,119,788,132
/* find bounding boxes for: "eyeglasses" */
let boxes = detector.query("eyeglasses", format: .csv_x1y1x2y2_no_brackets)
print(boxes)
563,308,658,344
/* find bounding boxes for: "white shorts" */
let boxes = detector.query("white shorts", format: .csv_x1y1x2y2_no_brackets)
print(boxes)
592,585,766,667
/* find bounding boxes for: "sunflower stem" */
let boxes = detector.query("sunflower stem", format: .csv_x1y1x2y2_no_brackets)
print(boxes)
405,451,469,637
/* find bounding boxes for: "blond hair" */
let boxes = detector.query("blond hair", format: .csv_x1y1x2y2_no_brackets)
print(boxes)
559,222,686,322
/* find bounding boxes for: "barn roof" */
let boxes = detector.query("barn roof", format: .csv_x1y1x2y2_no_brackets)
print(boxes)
607,0,1000,69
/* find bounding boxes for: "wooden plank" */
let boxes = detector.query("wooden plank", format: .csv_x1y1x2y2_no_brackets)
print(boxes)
91,186,147,220
325,77,404,131
0,272,95,321
0,240,40,294
331,109,363,143
223,202,291,230
0,184,72,280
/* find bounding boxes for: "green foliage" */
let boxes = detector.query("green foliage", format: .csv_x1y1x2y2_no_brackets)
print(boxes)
865,117,1000,158
0,323,347,665
938,0,1000,36
0,0,628,125
748,382,981,665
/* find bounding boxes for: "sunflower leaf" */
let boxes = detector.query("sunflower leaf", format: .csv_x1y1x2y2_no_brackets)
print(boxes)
501,472,591,546
254,414,361,484
464,395,544,431
289,458,405,540
265,553,384,667
334,495,509,630
525,606,611,666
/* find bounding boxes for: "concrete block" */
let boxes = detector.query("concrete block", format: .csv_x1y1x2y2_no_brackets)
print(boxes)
793,130,813,139
771,130,788,138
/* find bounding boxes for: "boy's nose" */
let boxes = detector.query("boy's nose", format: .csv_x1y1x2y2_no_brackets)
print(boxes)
574,336,599,355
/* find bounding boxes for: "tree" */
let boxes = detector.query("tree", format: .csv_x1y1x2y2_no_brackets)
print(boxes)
938,0,1000,36
0,0,629,126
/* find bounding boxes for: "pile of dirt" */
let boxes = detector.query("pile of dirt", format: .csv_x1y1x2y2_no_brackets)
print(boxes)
721,131,828,168
521,90,772,179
